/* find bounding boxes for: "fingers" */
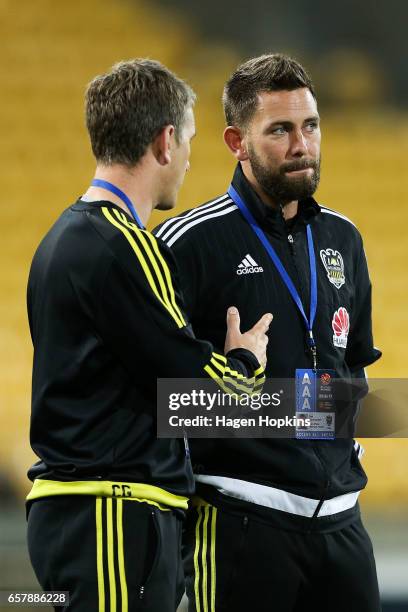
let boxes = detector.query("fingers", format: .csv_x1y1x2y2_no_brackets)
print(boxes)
226,306,241,336
260,335,269,368
251,312,273,334
225,309,272,362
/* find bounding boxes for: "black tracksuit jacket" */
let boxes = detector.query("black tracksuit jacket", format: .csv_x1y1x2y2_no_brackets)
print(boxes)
154,164,381,529
27,198,263,503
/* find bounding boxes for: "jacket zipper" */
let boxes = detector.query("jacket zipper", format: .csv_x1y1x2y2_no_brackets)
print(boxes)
287,233,305,304
287,232,316,367
287,232,318,370
288,231,331,494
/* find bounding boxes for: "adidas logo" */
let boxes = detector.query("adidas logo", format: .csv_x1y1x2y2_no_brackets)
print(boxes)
236,254,264,275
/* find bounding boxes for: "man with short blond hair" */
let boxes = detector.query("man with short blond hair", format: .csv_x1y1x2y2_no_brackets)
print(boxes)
26,58,270,612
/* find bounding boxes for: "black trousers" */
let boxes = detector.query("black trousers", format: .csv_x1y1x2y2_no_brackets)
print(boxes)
27,496,184,611
183,503,381,612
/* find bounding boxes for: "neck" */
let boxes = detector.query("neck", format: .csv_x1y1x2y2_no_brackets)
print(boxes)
242,163,298,221
83,163,154,226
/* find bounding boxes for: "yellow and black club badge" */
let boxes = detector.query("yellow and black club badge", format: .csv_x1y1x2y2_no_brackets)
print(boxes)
319,248,345,289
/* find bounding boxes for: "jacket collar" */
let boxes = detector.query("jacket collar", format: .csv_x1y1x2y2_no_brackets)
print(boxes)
230,163,321,234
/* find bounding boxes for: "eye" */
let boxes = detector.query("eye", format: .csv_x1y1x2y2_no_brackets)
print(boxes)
271,126,286,135
305,121,319,132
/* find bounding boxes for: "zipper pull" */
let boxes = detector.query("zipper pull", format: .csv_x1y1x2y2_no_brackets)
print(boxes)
288,234,294,244
139,585,145,600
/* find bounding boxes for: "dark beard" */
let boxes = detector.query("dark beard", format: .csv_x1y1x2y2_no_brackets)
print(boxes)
247,146,321,206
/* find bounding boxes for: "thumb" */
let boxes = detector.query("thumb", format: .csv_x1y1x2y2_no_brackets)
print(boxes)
252,312,273,334
226,306,241,337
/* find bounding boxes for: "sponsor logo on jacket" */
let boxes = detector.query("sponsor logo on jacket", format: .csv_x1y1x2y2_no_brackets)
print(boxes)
332,307,349,348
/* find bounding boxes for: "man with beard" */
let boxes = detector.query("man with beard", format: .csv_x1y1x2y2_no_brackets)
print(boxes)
154,54,382,611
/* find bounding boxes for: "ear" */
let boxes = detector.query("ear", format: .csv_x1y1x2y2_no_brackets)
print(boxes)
152,125,174,166
223,126,249,161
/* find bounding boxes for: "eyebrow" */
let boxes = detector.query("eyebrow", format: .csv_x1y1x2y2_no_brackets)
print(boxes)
264,115,320,130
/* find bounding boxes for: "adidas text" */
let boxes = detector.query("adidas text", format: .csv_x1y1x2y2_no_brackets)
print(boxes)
237,266,264,275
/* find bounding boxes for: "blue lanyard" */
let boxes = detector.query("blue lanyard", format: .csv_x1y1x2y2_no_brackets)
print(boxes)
228,184,318,367
91,179,145,229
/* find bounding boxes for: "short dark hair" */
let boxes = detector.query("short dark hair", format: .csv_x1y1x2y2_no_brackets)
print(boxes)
85,59,196,166
223,53,316,129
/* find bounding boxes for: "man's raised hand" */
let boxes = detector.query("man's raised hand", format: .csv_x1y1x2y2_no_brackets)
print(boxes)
224,306,273,369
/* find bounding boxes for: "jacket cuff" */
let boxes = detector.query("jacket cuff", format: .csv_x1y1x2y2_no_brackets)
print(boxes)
349,347,382,372
225,348,262,377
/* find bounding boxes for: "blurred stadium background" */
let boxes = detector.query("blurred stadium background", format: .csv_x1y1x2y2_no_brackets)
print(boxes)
0,0,407,609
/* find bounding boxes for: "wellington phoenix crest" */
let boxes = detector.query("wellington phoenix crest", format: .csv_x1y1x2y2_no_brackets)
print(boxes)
332,307,350,348
320,248,345,289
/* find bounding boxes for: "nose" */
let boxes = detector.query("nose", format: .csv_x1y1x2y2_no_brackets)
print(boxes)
289,129,308,158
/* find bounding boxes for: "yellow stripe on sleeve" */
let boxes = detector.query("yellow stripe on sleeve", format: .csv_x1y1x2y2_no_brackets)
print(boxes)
204,362,265,397
142,229,186,327
214,352,266,381
211,352,227,365
213,352,254,383
208,356,226,376
112,210,185,328
209,357,254,393
224,366,255,384
203,364,239,399
212,353,259,385
101,208,183,328
211,352,266,393
113,210,186,328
